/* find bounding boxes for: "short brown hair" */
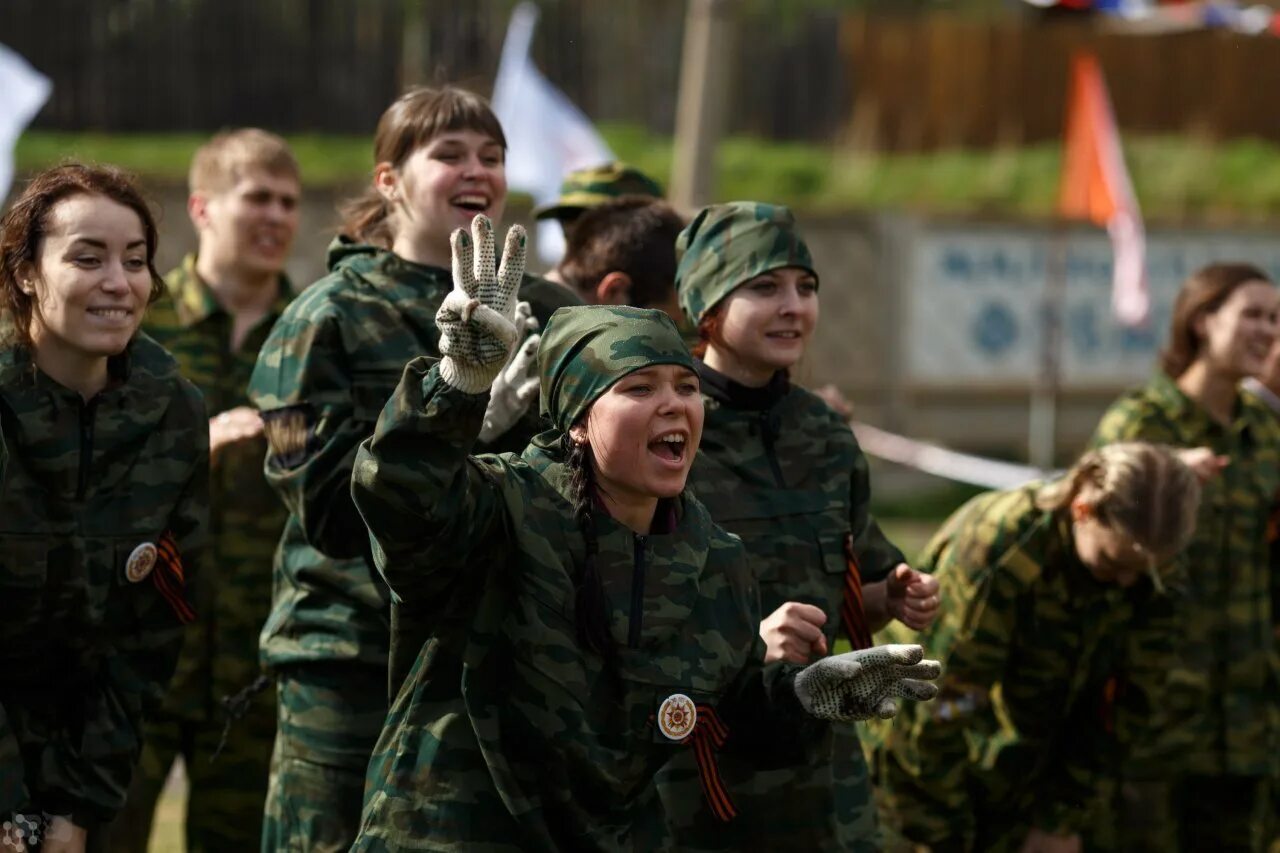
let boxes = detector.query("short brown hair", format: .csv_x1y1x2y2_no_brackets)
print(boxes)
1161,262,1273,378
556,196,685,310
340,86,506,248
1,164,165,348
189,128,299,196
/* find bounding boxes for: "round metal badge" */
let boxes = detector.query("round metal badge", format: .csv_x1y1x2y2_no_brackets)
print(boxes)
125,542,158,583
657,693,697,741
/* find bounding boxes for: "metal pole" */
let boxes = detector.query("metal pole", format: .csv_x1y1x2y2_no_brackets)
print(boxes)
670,0,734,212
1029,231,1067,470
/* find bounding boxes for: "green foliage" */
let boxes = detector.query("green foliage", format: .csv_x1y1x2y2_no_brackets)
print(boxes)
19,127,1280,226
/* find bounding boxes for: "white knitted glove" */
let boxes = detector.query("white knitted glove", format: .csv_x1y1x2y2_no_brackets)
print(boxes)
477,301,541,443
437,215,526,393
794,644,941,721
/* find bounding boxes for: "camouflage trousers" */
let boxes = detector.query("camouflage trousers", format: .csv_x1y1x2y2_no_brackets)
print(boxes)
104,691,277,853
656,723,878,852
261,663,387,853
1091,774,1275,853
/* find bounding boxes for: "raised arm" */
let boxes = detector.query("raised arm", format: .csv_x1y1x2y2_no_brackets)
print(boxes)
352,215,528,615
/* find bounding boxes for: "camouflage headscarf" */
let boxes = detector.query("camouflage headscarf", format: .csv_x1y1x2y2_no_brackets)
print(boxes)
675,201,817,325
538,305,695,431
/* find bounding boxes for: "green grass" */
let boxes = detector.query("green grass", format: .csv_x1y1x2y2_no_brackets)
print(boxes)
21,125,1280,223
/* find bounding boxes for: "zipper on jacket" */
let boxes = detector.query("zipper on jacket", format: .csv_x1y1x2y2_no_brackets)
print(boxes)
76,397,98,500
759,411,785,487
628,535,647,648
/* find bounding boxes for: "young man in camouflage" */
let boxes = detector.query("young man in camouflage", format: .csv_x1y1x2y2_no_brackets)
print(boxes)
109,129,301,853
879,444,1201,852
247,87,578,852
1088,263,1280,852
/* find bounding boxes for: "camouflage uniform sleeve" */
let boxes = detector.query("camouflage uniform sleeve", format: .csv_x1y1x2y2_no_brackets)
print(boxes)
848,434,905,583
880,512,1017,850
351,356,508,613
249,309,372,560
1088,392,1176,448
37,380,209,827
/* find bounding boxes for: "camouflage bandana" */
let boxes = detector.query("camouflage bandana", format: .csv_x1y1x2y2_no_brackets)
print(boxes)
538,305,695,431
675,201,817,325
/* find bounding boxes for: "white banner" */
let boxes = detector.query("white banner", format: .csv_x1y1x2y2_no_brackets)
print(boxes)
906,225,1280,385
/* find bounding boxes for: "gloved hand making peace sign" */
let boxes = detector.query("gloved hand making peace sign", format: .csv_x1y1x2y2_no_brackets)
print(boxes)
794,644,941,721
437,215,528,393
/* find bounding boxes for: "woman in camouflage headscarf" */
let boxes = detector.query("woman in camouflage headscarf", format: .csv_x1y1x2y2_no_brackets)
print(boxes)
347,216,940,851
656,201,944,852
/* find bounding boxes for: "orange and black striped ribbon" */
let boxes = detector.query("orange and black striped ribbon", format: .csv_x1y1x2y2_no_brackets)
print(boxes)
152,531,196,624
688,704,737,822
841,534,874,651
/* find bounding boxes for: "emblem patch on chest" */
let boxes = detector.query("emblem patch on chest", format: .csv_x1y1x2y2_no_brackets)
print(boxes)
125,542,158,582
658,693,697,741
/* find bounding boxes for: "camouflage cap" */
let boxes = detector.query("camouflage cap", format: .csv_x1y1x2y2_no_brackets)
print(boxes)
538,304,695,431
675,201,817,325
532,162,663,221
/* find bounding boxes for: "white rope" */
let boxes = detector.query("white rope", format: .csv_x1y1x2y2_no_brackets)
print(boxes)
850,421,1047,491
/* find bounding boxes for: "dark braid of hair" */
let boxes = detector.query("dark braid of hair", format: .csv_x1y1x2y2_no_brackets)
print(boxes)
564,433,613,656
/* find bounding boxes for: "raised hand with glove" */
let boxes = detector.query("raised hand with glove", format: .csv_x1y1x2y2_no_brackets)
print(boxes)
436,214,527,394
478,299,541,444
794,643,941,721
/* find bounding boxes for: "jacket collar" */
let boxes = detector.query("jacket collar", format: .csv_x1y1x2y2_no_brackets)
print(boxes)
168,253,293,328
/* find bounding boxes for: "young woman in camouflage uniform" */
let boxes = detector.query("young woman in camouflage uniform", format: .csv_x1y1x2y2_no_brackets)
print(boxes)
0,165,208,852
1087,263,1280,853
347,215,941,851
878,442,1201,853
654,201,940,852
247,87,576,851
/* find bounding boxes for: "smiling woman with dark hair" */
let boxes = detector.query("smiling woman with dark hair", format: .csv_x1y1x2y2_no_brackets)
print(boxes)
1087,261,1280,853
0,163,208,853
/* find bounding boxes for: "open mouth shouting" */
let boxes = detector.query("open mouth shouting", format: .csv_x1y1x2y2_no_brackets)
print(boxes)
648,430,689,467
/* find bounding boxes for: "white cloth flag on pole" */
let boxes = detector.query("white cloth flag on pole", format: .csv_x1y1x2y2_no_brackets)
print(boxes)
492,2,614,265
0,44,52,201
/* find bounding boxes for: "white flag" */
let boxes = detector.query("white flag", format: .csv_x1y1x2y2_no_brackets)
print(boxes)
492,2,613,264
0,44,52,202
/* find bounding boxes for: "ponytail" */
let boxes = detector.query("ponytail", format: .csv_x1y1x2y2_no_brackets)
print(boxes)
563,433,613,656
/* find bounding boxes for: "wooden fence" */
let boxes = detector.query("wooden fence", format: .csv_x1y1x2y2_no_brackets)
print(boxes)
841,15,1280,150
5,1,1280,148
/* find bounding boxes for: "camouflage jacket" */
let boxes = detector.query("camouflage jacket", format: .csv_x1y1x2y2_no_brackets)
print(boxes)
1090,372,1280,776
879,485,1131,851
142,254,293,721
0,334,208,827
247,238,578,673
349,360,814,852
657,362,903,850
